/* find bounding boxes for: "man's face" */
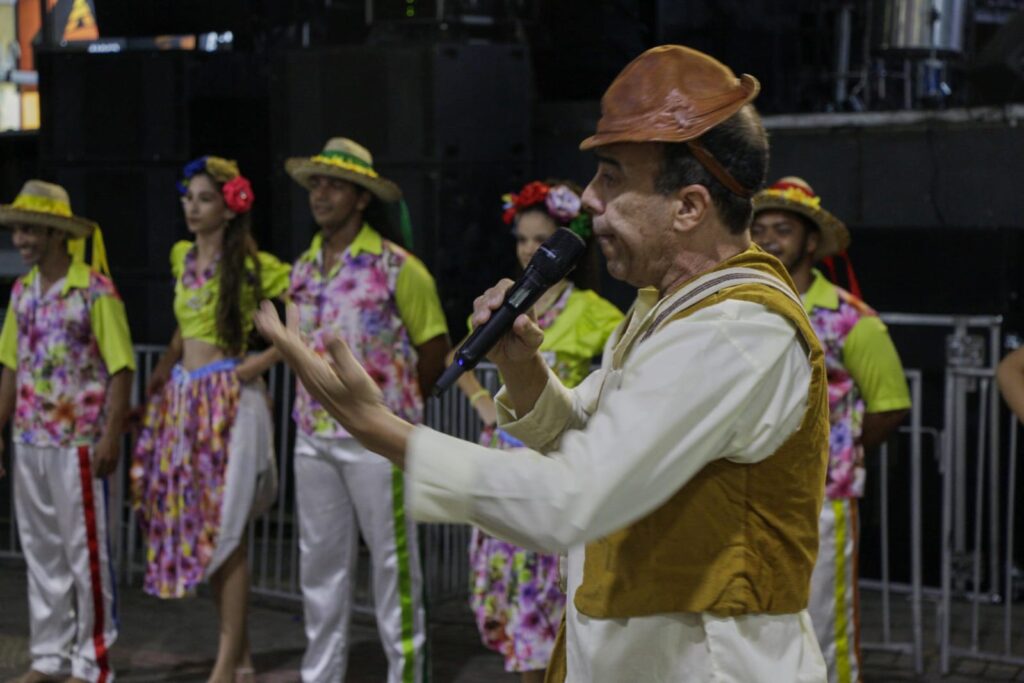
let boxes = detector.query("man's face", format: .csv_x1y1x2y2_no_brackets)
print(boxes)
580,143,676,288
750,209,818,272
307,175,370,231
11,223,63,267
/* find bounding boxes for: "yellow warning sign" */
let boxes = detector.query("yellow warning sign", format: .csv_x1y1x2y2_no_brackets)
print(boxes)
63,0,98,42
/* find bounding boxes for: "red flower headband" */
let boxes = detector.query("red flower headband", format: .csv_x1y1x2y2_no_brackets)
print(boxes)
178,156,255,215
501,180,592,239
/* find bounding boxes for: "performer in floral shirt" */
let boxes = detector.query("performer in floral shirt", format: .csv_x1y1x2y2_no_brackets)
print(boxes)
453,179,623,682
131,156,290,683
284,137,449,683
0,180,134,683
752,176,911,683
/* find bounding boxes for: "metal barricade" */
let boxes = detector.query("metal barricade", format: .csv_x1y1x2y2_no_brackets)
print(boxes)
859,369,926,674
939,366,1024,671
874,313,1015,673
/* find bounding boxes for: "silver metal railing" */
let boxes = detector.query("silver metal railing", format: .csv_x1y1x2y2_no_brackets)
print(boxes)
859,369,925,674
938,366,1024,672
876,313,1016,674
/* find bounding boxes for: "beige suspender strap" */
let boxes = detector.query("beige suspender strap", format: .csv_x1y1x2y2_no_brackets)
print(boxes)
638,267,802,345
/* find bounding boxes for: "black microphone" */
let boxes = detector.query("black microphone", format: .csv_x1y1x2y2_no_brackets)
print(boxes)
433,227,586,396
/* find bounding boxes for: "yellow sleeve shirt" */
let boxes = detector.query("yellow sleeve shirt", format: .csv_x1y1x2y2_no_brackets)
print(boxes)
803,269,910,414
0,263,135,447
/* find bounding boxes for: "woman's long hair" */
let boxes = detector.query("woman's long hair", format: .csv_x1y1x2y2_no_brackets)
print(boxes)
203,173,262,356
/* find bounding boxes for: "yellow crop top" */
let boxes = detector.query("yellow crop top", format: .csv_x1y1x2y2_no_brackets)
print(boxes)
171,240,291,350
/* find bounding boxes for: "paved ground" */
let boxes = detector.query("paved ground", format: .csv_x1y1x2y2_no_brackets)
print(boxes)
2,557,1024,681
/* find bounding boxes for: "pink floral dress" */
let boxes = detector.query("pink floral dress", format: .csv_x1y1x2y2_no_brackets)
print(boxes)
131,243,288,598
468,284,623,672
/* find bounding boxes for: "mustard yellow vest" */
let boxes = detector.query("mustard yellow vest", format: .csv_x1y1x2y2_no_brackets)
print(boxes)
546,247,829,682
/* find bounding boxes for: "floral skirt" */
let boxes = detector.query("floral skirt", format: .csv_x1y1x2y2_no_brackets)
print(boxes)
468,427,565,672
131,359,271,598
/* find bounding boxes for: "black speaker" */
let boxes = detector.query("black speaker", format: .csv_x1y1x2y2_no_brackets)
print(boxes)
970,10,1024,104
271,43,530,167
43,163,185,343
269,43,533,291
38,51,190,163
92,0,251,37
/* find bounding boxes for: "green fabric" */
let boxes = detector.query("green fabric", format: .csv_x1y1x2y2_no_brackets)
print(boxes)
398,199,415,250
803,269,910,414
395,255,449,347
391,467,417,683
171,240,292,347
540,289,625,388
297,224,383,278
0,265,135,374
318,148,375,170
0,304,16,369
257,250,292,299
91,295,136,374
802,268,840,311
844,316,911,413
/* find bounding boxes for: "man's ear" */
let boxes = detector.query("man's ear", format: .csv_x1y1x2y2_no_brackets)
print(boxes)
357,190,373,212
806,229,820,257
676,183,712,232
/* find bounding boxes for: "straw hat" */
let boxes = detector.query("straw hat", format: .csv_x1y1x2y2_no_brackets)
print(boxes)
285,138,402,202
753,177,850,259
0,180,98,239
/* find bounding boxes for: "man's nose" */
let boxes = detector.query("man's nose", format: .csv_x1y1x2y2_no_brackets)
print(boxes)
581,183,602,216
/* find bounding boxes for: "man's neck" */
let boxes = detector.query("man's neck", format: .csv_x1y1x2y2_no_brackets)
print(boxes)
320,218,364,260
37,249,71,291
658,229,750,297
790,262,814,295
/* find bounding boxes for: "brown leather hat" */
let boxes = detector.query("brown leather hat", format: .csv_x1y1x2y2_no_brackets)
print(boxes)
581,45,760,150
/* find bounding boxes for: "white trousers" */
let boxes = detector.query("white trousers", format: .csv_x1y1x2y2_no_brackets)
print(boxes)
808,498,861,683
13,443,117,682
294,434,426,683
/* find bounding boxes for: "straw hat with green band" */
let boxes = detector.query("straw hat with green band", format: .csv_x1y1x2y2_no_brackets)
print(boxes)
286,137,416,249
0,179,111,276
752,176,851,260
285,138,402,203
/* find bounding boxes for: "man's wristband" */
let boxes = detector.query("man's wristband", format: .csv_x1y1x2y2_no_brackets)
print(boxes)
469,389,490,406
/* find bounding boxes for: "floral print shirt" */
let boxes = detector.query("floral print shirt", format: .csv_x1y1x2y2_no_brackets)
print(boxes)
289,225,448,439
0,263,135,448
803,269,911,499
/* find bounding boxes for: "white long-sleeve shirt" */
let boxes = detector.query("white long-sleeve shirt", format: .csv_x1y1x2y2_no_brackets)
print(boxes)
408,296,827,682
